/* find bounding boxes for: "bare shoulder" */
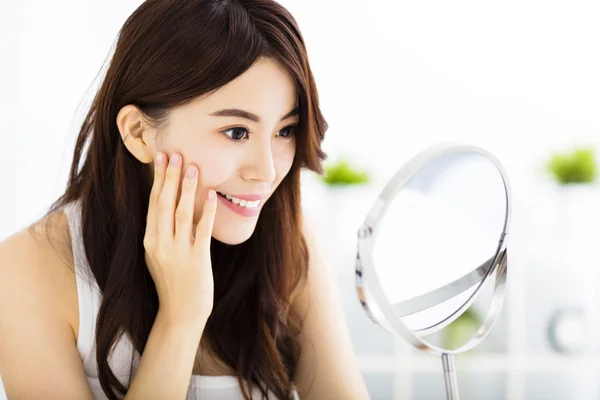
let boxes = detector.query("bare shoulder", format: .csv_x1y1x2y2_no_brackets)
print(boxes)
292,213,370,399
0,209,94,398
0,209,79,341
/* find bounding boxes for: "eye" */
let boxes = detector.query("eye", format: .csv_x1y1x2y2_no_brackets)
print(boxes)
222,127,249,142
277,125,297,139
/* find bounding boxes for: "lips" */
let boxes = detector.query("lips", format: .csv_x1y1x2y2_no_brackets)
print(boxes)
216,192,263,217
217,192,267,201
217,192,261,208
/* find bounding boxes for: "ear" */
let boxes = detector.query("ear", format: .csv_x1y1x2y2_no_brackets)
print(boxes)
116,104,156,164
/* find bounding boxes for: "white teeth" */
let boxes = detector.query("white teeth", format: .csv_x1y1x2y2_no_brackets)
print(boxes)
220,193,261,208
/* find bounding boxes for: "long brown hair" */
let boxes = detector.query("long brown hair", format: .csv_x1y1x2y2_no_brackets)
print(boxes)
33,0,327,398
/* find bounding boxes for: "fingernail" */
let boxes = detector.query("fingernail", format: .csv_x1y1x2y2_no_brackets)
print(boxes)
156,152,164,165
186,165,197,178
170,153,181,166
208,190,216,201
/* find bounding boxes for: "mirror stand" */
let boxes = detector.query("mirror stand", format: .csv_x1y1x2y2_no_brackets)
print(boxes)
442,353,459,400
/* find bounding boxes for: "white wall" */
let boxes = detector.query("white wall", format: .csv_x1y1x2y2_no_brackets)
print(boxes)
2,1,600,399
2,0,600,239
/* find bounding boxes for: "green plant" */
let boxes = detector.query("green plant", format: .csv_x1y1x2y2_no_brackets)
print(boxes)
547,147,597,185
320,158,370,186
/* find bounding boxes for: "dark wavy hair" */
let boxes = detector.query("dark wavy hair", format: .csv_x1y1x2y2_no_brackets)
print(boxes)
33,0,327,398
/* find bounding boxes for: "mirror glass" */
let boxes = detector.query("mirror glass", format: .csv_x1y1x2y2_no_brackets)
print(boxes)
369,151,508,341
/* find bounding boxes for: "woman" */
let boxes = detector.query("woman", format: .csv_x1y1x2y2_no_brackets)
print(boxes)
0,0,370,399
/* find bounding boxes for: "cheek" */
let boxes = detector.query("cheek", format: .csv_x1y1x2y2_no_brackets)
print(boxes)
196,151,233,187
186,148,236,215
274,141,296,182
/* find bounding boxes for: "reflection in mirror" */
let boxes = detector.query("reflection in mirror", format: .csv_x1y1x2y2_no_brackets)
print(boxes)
371,152,507,334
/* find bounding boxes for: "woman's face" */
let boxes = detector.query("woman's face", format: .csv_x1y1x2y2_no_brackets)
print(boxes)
150,58,298,244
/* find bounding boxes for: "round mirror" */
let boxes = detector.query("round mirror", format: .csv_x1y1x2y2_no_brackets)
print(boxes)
355,143,511,400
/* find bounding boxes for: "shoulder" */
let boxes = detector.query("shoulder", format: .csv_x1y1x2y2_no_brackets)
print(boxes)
291,213,371,398
0,209,79,342
0,210,95,399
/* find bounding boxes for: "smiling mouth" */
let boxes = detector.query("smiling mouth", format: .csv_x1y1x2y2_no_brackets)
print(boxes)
216,192,262,209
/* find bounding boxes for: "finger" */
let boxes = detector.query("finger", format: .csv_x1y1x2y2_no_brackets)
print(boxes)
174,164,199,245
193,189,217,252
145,152,166,244
158,152,182,242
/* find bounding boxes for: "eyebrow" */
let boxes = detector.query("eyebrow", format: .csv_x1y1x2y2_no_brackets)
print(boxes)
209,107,299,123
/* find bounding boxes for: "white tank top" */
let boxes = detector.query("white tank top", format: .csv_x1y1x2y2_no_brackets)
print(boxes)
62,199,293,399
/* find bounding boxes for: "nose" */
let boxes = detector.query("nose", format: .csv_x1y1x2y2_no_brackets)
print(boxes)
241,140,277,183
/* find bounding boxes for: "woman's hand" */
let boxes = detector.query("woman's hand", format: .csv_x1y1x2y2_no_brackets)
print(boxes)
143,151,217,328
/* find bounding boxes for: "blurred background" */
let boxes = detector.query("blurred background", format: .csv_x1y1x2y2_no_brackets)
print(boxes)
2,0,600,399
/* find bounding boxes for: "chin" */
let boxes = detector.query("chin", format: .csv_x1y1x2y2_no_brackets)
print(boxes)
210,220,257,245
211,232,252,245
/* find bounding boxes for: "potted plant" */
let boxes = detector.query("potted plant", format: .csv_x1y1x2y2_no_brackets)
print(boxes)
546,147,600,246
546,146,600,252
545,146,600,362
309,157,375,261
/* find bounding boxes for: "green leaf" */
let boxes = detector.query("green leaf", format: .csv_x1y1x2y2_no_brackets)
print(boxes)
547,147,597,185
320,159,370,186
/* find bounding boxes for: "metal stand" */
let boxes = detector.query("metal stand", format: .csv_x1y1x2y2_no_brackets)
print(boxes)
442,353,460,400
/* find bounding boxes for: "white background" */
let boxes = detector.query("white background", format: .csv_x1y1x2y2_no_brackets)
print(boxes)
2,1,600,399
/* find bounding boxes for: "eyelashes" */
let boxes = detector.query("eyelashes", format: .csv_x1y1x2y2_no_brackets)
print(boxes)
221,127,248,142
220,124,297,144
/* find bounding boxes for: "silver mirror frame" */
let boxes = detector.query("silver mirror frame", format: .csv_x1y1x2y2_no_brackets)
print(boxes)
355,142,511,399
